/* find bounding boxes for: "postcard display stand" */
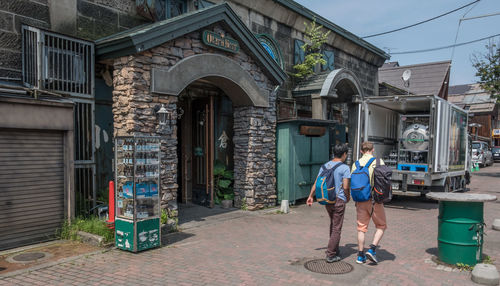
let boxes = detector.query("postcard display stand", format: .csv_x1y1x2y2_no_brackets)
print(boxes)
115,136,161,252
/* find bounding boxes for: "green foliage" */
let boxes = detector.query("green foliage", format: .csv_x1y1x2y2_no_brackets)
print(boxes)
161,209,178,231
482,255,495,265
472,41,500,100
161,209,168,225
214,162,234,203
57,217,114,243
455,263,473,272
292,19,330,79
240,197,247,211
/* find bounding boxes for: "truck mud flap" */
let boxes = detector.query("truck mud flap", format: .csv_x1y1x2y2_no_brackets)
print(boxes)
393,190,421,197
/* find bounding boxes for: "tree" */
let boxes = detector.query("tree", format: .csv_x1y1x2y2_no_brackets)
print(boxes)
291,19,330,79
471,41,500,99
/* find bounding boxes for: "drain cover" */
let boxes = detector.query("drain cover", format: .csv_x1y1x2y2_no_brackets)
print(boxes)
12,252,46,262
304,259,353,275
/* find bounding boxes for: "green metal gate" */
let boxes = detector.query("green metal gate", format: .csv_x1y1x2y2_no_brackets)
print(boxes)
277,120,331,204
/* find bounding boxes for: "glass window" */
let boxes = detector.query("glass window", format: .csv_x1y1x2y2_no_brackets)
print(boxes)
472,143,481,149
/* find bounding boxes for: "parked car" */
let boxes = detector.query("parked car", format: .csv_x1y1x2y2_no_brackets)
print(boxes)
493,146,500,162
472,141,494,167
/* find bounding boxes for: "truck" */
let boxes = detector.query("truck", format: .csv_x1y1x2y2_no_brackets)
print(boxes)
357,95,469,196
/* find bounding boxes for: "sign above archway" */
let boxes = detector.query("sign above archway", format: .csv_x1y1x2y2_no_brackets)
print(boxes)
202,30,239,53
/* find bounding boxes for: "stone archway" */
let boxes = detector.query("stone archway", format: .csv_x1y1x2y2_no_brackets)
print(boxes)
313,68,364,162
151,54,270,107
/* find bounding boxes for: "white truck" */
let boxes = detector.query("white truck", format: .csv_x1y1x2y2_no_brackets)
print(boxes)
357,95,470,196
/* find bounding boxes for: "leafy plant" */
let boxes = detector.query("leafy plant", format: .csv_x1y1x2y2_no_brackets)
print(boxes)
213,162,234,203
483,255,495,265
291,18,330,79
57,216,114,243
456,263,473,272
471,40,500,100
161,209,178,231
240,197,247,211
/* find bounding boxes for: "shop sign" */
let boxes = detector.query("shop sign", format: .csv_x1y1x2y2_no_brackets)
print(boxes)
202,30,239,53
493,129,500,138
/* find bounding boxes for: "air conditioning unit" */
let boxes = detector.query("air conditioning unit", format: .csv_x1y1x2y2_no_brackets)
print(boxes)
22,25,94,97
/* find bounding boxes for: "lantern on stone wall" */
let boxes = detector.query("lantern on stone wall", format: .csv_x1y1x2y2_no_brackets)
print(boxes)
156,104,172,134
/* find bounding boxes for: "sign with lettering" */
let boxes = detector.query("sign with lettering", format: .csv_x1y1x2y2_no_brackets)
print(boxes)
493,129,500,138
202,30,239,53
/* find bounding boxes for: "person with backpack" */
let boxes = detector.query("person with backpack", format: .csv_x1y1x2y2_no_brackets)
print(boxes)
351,141,389,265
306,143,351,263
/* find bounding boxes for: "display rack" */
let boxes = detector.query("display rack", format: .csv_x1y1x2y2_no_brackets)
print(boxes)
114,136,161,252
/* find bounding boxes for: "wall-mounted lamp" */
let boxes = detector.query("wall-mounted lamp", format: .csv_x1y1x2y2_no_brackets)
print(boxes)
155,104,174,134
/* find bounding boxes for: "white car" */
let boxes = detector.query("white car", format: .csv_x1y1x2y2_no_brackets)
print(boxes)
472,141,494,167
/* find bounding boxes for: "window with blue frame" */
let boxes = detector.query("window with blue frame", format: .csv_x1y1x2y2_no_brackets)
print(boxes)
257,34,284,69
167,0,187,18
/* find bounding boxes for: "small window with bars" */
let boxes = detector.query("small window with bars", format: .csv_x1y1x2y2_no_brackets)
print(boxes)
22,25,94,97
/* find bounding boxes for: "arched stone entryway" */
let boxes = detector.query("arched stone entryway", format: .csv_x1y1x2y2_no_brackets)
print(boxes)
107,16,285,214
311,68,364,162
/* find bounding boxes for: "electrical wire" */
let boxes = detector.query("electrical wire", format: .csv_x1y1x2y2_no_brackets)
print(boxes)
362,0,480,39
451,1,481,61
390,33,500,55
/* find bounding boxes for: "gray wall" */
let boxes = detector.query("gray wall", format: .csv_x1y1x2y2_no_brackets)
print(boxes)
0,0,149,82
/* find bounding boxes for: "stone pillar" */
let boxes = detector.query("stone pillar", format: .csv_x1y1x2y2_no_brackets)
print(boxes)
311,94,327,120
233,106,277,210
112,53,178,216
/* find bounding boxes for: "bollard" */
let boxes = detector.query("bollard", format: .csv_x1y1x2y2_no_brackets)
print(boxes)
107,181,115,225
280,200,289,214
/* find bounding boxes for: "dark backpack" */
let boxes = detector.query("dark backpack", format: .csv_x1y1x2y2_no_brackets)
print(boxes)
315,162,344,205
372,158,393,203
351,157,376,202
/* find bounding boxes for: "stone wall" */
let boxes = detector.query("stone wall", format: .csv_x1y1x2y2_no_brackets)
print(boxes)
0,0,51,80
112,25,277,212
0,0,149,82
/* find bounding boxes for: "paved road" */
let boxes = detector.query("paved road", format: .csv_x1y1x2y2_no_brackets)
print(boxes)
1,164,499,286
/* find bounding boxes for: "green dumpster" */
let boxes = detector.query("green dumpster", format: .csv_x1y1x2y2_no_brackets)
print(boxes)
427,193,497,266
277,119,334,204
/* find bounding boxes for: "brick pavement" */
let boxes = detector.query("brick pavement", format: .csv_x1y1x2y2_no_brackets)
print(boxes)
1,164,499,286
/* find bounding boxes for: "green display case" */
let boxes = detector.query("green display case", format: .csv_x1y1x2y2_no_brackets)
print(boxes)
115,136,161,252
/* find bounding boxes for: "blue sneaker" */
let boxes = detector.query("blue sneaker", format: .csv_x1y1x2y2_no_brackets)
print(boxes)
366,248,378,264
356,254,366,264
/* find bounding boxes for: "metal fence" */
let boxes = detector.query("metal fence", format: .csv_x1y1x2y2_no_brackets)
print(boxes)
22,25,94,98
22,26,97,216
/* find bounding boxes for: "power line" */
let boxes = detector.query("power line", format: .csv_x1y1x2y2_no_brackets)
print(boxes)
390,33,500,55
362,0,480,39
450,1,481,61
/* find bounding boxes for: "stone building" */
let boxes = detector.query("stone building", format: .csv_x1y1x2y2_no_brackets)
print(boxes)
0,0,389,229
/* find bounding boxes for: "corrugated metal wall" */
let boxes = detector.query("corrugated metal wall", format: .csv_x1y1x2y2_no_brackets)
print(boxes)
0,130,65,250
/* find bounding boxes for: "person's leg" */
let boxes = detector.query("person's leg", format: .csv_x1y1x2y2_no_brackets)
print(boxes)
371,203,387,247
356,201,370,263
366,203,387,264
326,200,346,258
325,204,336,258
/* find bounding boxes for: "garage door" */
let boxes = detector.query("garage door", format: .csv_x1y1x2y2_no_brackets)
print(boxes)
0,130,65,250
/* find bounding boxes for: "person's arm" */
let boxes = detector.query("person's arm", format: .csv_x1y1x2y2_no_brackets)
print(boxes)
343,178,350,202
306,183,316,206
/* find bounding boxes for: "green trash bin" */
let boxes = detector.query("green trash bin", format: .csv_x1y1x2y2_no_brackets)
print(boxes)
427,193,497,266
438,201,484,266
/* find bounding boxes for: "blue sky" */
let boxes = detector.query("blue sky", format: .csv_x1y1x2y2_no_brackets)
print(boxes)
295,0,500,86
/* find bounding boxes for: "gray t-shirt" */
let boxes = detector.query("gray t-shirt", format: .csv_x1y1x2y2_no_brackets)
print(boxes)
317,161,351,202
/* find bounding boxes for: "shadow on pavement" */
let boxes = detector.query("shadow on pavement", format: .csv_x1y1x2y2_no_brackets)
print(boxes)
472,172,500,178
426,247,438,256
161,231,195,246
385,196,438,211
178,203,239,225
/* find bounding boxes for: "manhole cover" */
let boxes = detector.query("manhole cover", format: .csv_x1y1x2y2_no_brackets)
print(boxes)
304,259,353,275
12,252,46,262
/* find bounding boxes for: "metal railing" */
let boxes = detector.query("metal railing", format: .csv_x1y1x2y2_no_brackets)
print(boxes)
22,26,94,98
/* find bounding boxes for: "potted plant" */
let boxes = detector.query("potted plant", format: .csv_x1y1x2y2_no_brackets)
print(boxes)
213,162,234,209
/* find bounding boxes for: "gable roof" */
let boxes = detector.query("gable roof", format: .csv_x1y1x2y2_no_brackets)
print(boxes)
378,61,451,96
448,83,497,114
95,3,286,85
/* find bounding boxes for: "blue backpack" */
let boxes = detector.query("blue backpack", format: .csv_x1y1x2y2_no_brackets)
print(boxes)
351,157,376,202
315,162,343,205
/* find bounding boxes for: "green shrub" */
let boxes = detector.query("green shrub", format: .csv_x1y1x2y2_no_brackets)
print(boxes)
57,217,114,243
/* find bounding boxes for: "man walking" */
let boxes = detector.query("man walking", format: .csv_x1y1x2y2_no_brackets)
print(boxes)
307,144,351,263
352,141,387,264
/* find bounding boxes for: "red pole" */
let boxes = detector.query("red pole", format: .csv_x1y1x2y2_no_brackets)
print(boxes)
107,180,115,224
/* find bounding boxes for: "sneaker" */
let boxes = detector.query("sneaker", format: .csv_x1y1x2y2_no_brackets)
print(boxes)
326,255,341,263
356,254,366,264
366,249,379,264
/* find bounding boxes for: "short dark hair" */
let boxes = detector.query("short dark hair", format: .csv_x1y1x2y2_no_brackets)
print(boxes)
333,143,349,158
